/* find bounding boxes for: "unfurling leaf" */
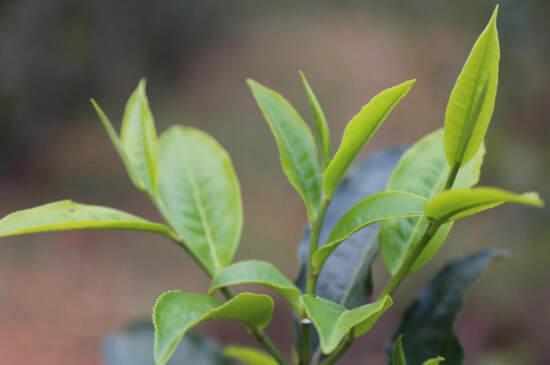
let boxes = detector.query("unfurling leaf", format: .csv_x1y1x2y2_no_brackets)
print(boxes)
156,126,243,276
312,191,427,271
425,187,543,223
223,346,277,365
379,129,484,275
210,260,303,314
0,200,173,238
323,80,415,197
247,79,322,221
444,6,500,168
91,79,158,195
302,294,392,354
300,71,331,170
387,249,508,364
422,357,445,365
154,292,273,365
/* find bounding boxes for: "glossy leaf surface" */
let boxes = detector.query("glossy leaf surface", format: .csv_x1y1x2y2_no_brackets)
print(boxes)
154,292,273,365
103,320,232,365
0,200,172,238
313,191,427,271
302,294,392,354
300,71,331,170
426,187,543,223
210,260,303,314
248,79,322,221
297,148,406,309
379,129,484,275
120,79,158,194
387,249,508,364
323,80,415,197
223,346,277,365
444,6,500,167
157,126,243,276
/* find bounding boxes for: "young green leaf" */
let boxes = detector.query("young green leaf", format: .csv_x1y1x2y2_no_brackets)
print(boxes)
301,294,392,354
120,79,158,194
425,187,543,223
156,126,243,276
154,291,273,365
392,335,407,365
0,200,173,238
299,71,331,170
379,129,484,275
444,6,500,168
422,358,445,365
247,79,322,221
103,320,233,365
223,346,277,365
209,260,303,315
323,80,415,197
91,79,158,195
387,249,507,364
312,191,427,271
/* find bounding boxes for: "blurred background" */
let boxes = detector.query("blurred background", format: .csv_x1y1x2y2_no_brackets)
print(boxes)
0,0,548,364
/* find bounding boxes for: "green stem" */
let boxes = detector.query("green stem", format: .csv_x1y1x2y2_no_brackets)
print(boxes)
318,329,356,365
444,163,460,190
299,319,313,365
151,195,289,365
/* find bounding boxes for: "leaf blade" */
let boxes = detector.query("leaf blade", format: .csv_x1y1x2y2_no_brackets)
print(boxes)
157,126,243,276
247,79,322,221
312,191,427,271
300,71,331,170
392,335,407,365
223,346,278,365
425,187,543,223
323,80,415,197
444,6,500,167
154,292,273,365
210,260,303,314
0,200,173,238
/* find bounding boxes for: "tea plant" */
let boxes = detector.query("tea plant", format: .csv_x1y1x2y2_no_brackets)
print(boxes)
0,6,543,365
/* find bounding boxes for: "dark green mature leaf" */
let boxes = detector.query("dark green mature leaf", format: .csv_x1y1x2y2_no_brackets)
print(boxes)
379,129,484,275
297,148,406,308
154,291,273,365
323,80,415,197
300,71,331,170
210,260,303,315
91,79,158,195
120,79,158,194
156,126,243,276
223,346,277,365
247,79,322,221
312,191,427,271
425,187,543,223
103,320,233,365
387,249,508,364
0,200,173,238
302,294,392,354
444,6,500,168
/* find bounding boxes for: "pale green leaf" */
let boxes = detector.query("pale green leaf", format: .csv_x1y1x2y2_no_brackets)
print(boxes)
154,292,273,365
444,6,500,167
223,346,277,365
299,71,331,170
209,260,303,315
312,191,427,271
247,79,322,221
423,357,445,365
156,126,243,276
379,129,484,275
392,335,407,365
0,200,173,238
426,187,543,223
323,80,415,197
301,294,392,354
120,79,158,194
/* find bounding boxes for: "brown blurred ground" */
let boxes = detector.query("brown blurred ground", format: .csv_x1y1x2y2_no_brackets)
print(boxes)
0,1,549,364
